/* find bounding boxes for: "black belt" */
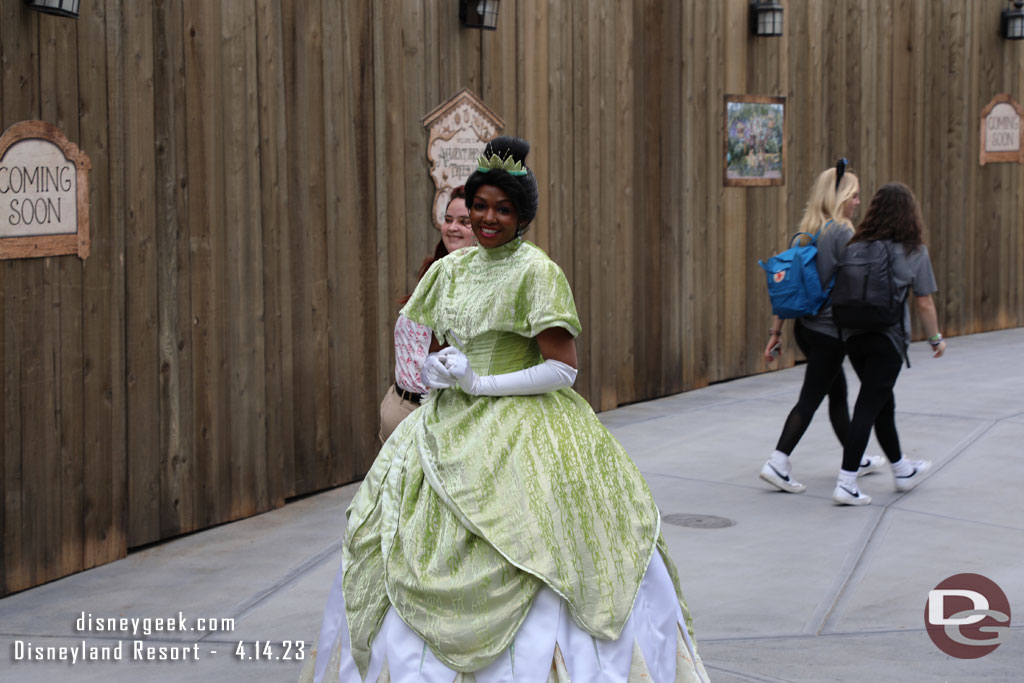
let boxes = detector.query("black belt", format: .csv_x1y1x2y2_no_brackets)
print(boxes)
395,383,423,403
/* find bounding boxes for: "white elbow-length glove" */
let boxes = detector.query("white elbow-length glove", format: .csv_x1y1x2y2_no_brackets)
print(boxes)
438,347,577,396
421,350,458,389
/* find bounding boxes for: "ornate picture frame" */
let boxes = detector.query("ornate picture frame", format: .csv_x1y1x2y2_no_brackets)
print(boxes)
724,94,785,187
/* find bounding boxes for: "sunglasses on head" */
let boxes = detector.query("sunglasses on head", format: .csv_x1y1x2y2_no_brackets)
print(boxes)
835,157,848,190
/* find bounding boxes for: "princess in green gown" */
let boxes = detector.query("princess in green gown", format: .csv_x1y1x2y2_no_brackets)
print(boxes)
302,137,709,683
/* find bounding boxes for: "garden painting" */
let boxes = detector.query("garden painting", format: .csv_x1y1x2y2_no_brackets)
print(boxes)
724,95,785,186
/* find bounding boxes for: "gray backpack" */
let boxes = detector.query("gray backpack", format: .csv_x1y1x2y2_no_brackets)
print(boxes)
831,240,904,330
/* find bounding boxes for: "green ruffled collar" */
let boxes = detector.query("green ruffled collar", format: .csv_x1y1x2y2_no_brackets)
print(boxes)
477,236,524,260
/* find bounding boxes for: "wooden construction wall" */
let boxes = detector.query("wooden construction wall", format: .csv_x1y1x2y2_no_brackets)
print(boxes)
2,0,1022,594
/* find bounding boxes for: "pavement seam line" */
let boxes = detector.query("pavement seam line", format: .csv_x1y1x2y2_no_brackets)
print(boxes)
809,418,998,637
702,663,794,682
804,507,887,636
601,391,798,428
224,539,344,627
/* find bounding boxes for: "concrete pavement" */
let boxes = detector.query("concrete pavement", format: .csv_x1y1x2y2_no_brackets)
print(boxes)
2,327,1022,682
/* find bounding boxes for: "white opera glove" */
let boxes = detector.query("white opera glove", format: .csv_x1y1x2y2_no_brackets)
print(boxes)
421,349,458,389
445,349,578,396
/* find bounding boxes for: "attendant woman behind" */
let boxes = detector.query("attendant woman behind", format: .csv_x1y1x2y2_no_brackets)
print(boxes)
831,182,945,505
302,137,708,682
759,160,887,494
378,186,475,443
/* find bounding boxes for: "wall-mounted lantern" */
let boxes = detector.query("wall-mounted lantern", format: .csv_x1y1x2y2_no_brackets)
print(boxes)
1001,1,1024,39
750,0,783,37
24,0,79,18
459,0,500,31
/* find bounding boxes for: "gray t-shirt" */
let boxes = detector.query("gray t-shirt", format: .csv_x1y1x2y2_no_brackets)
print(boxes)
841,240,938,354
800,222,854,338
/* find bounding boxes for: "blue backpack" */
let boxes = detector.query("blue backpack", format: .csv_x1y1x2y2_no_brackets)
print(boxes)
758,231,833,319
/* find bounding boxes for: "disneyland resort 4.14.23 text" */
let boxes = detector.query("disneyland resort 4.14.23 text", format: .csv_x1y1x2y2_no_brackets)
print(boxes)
11,611,306,665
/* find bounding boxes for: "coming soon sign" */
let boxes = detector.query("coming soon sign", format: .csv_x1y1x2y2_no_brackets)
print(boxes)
0,120,90,260
979,94,1024,166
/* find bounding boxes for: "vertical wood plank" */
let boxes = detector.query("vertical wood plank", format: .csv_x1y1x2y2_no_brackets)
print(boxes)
614,0,636,404
570,0,593,404
278,0,329,495
80,0,127,572
891,0,914,182
721,0,748,382
963,0,987,336
8,8,62,590
372,0,409,445
152,0,195,537
680,0,700,389
677,0,700,391
402,0,433,289
220,0,267,518
520,0,550,253
184,0,230,527
874,0,894,179
657,0,682,397
686,0,714,390
941,0,969,340
325,0,380,484
546,0,574,280
123,0,160,547
40,7,86,581
306,1,332,493
255,0,292,505
705,1,727,383
595,0,620,410
633,0,660,400
1,0,40,595
481,0,518,134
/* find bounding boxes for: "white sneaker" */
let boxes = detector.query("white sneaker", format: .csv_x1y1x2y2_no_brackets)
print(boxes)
832,484,872,506
857,454,887,477
759,460,807,493
894,459,932,492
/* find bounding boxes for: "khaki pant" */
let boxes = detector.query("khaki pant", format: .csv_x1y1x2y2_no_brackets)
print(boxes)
378,383,421,444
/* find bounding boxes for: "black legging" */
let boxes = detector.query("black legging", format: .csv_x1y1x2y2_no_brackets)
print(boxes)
775,321,849,454
842,332,904,472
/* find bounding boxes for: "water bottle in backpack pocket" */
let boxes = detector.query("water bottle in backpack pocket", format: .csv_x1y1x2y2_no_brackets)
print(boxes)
831,240,904,329
758,232,833,319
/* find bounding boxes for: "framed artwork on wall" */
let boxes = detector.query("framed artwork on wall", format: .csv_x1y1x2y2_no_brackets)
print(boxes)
724,94,785,187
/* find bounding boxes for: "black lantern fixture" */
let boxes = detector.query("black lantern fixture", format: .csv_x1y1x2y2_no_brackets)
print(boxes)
750,0,784,37
24,0,79,18
459,0,500,31
1001,0,1024,39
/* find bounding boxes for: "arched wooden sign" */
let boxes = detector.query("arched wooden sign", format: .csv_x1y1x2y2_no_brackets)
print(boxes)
422,89,504,230
979,94,1023,166
0,120,91,260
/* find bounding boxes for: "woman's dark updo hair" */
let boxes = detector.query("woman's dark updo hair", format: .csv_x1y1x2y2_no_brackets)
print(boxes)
464,136,539,234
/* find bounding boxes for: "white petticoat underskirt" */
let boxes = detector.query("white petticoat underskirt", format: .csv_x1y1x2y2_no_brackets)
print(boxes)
302,551,708,683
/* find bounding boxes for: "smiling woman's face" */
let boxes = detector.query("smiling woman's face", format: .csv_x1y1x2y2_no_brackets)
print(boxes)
440,197,475,253
469,185,520,249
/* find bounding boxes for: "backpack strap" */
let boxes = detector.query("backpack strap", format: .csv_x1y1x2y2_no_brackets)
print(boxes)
788,231,818,248
891,243,912,368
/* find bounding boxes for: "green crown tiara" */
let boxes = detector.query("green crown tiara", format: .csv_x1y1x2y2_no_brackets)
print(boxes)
476,152,528,176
